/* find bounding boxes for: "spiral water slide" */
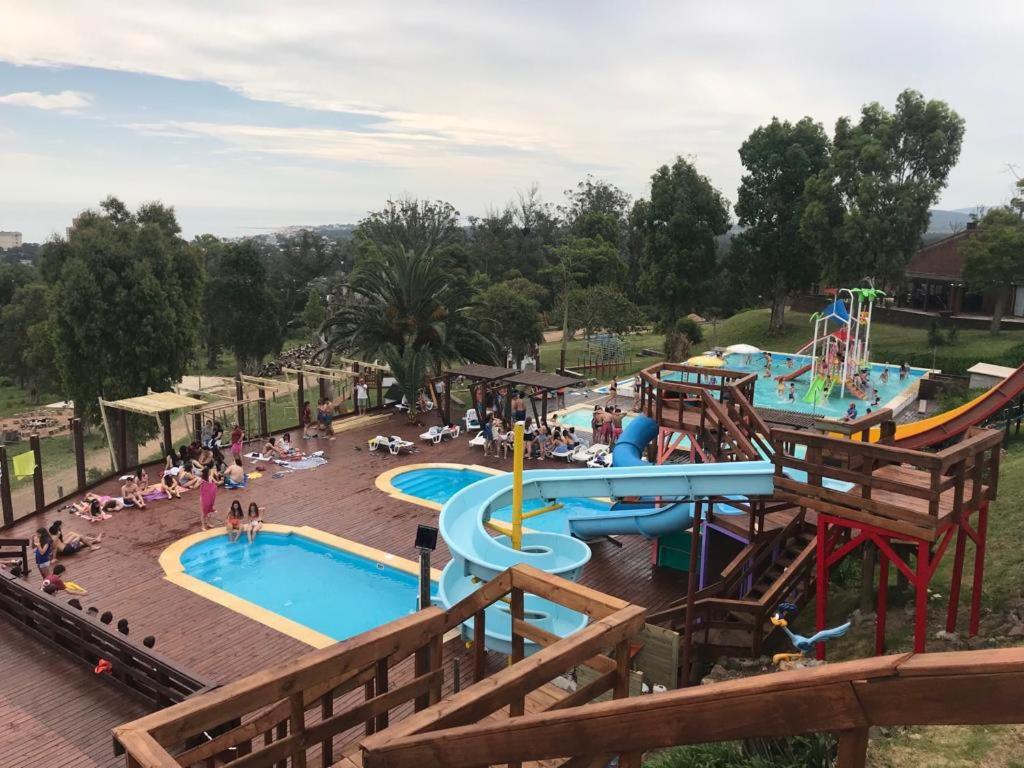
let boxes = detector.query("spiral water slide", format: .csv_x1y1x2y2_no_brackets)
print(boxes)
436,416,774,653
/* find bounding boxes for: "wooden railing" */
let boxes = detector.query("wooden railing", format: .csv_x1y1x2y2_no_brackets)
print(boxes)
113,565,647,768
0,571,213,710
648,507,816,661
814,408,896,443
771,427,1002,539
361,647,1024,768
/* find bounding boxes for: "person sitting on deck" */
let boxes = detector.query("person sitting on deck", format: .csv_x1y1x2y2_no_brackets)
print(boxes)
531,426,551,460
161,468,183,499
76,493,124,514
263,436,284,459
49,520,101,555
200,419,213,448
247,502,263,543
121,476,146,509
280,433,297,455
209,421,224,449
224,459,248,489
136,467,164,497
225,500,245,543
178,445,191,468
177,465,202,490
42,563,67,594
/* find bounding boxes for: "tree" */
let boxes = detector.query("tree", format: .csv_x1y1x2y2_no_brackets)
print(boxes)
41,197,203,462
960,207,1024,335
802,89,965,286
0,282,55,390
544,236,625,370
466,187,564,282
267,230,345,332
301,289,326,337
474,280,544,368
636,157,731,325
325,245,499,418
561,175,631,245
558,285,645,341
208,240,283,370
663,317,704,361
730,117,831,333
352,197,463,261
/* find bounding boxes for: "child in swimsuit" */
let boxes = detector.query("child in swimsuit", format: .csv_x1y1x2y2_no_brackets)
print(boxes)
247,503,263,544
226,500,244,543
33,527,55,577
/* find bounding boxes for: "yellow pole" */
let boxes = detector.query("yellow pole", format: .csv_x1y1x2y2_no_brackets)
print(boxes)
512,422,524,550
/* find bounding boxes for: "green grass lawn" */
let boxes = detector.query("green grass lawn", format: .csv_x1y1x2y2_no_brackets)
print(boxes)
539,331,666,377
0,384,64,419
714,309,1024,375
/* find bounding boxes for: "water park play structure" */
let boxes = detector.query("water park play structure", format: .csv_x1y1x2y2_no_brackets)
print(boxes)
797,287,884,402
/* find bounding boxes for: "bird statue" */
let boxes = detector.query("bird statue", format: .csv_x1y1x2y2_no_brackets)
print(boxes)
770,602,851,665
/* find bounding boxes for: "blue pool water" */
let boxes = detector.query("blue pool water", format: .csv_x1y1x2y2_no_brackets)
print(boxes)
181,532,433,641
390,466,611,534
660,352,925,419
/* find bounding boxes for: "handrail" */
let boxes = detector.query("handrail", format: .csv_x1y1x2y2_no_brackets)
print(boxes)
0,572,213,710
113,564,643,767
361,647,1024,768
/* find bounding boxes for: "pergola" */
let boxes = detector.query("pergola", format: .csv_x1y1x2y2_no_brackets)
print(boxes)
282,362,388,424
441,364,519,424
504,371,579,426
99,391,207,472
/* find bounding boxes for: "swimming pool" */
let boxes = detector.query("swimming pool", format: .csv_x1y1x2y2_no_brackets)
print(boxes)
386,465,612,534
179,531,435,642
654,352,925,419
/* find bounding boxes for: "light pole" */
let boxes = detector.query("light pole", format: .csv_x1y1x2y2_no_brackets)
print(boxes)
414,524,438,611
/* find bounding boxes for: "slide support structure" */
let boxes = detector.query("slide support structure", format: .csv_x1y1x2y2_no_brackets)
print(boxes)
511,422,524,551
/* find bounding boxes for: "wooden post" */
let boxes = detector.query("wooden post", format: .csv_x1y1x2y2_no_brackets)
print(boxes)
836,727,869,768
541,390,548,427
297,372,305,428
159,412,173,459
444,373,452,426
320,690,334,767
235,374,246,429
116,409,128,473
375,371,384,412
287,692,307,768
680,503,702,686
876,549,889,655
374,659,390,732
473,609,486,682
0,445,14,528
70,417,86,491
192,412,201,445
28,434,45,514
258,386,269,437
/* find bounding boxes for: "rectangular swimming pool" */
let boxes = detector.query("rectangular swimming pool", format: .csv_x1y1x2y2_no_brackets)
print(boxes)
181,532,434,641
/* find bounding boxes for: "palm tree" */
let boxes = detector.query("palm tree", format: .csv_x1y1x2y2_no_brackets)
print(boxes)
324,245,498,418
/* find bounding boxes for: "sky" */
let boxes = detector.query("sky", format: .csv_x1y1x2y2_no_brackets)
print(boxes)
1,1,1022,242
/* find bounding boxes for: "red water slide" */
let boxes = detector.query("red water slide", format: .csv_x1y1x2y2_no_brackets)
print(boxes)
778,363,812,382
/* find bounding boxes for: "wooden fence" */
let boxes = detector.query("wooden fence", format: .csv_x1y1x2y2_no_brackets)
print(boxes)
361,647,1024,768
0,569,214,710
113,564,646,768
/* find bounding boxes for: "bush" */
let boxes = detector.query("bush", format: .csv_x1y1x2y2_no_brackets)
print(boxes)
927,319,946,348
644,734,835,768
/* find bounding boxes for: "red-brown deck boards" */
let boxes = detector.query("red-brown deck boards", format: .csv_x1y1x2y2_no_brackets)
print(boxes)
1,413,689,766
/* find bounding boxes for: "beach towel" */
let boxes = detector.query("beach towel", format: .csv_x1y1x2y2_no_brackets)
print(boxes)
281,456,328,471
12,451,35,479
247,471,263,480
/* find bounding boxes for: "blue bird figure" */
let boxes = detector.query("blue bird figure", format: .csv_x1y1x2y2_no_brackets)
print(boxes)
770,602,851,665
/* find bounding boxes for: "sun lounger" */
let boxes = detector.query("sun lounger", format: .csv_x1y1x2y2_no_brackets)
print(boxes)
571,443,608,463
468,433,486,447
550,443,574,461
420,426,447,444
368,435,414,455
587,452,614,468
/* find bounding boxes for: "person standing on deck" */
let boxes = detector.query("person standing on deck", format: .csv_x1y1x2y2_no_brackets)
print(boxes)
355,378,369,416
199,467,219,531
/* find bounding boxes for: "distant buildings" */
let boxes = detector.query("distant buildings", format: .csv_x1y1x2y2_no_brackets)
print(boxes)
0,230,23,250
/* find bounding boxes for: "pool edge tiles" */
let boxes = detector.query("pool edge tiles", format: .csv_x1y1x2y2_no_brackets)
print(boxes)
159,524,444,649
375,462,503,511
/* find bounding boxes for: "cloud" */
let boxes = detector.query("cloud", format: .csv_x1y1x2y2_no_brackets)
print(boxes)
0,89,92,111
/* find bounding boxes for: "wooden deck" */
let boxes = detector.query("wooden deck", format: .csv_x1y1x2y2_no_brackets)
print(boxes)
0,413,689,767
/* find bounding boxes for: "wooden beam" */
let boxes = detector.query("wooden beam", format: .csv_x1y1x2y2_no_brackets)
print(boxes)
509,565,629,620
365,604,648,747
29,433,44,514
0,446,14,528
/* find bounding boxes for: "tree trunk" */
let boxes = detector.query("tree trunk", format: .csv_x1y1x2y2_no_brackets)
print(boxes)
990,287,1006,336
558,298,570,374
769,278,787,333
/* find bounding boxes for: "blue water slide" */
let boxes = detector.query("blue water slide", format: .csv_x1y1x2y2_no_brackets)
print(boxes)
566,416,774,539
436,415,775,653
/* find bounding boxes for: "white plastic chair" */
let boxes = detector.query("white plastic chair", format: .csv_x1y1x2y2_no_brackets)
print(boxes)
572,443,608,463
420,426,446,444
463,408,481,431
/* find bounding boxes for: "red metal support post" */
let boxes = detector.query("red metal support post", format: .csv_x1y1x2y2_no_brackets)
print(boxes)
875,549,889,655
914,540,930,653
946,525,967,633
969,502,989,637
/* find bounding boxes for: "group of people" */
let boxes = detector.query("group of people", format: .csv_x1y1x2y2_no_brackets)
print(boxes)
224,500,264,543
476,411,584,460
31,520,101,579
591,406,625,447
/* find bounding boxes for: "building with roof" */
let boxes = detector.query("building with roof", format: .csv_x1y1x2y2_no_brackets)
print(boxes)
904,225,1024,317
0,230,22,250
